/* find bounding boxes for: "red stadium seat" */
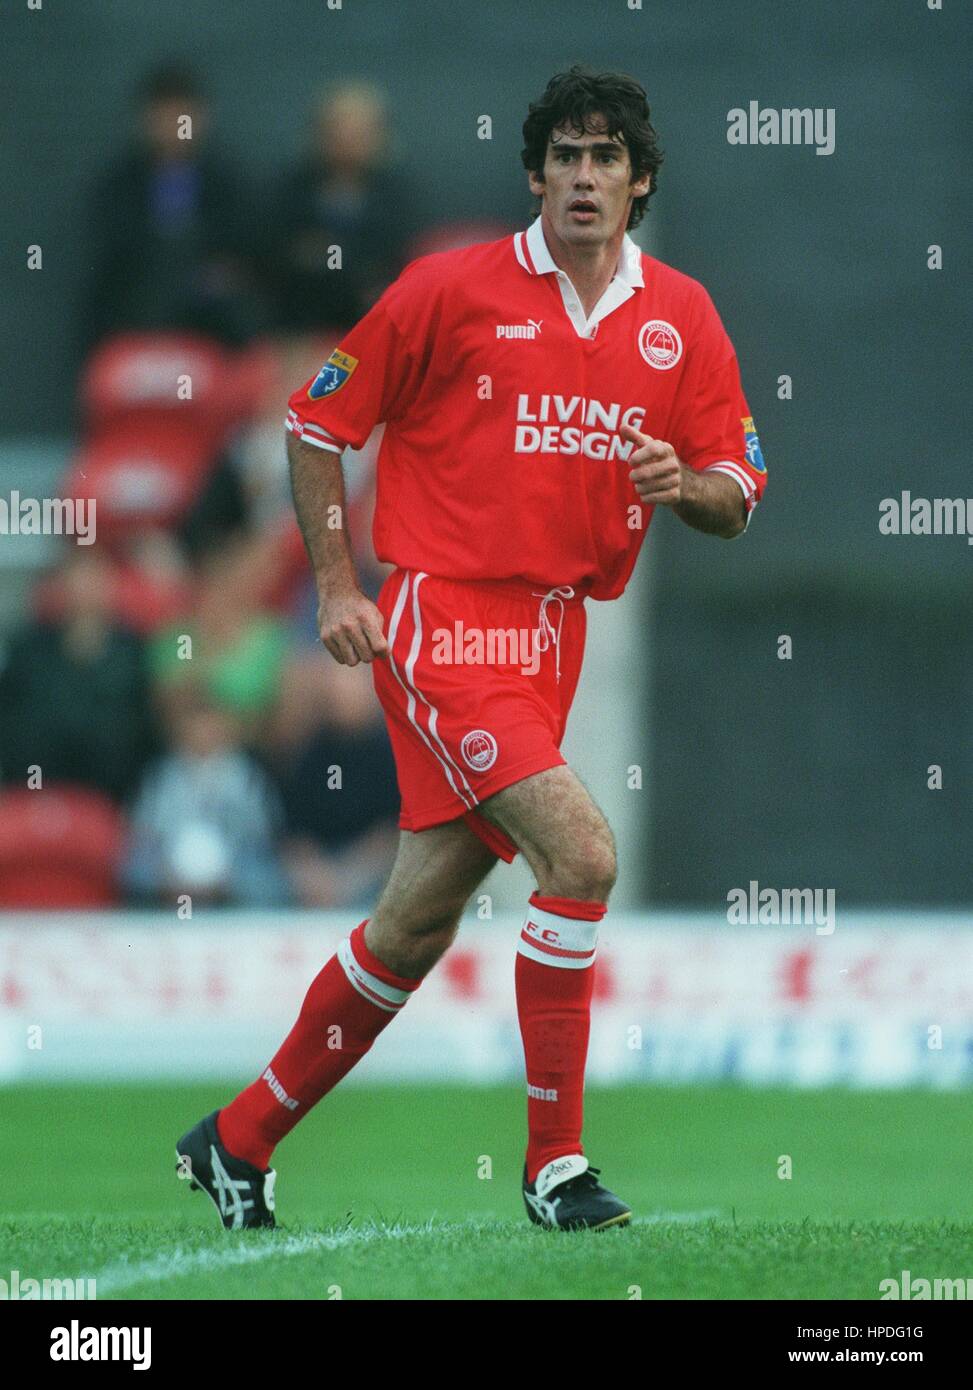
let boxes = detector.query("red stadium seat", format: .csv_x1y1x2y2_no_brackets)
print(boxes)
80,333,234,448
62,422,218,539
67,333,343,543
0,786,125,908
228,338,291,418
66,333,268,542
404,220,517,262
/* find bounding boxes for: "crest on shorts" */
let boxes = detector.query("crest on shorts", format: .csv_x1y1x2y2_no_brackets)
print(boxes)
461,729,498,772
638,319,683,370
308,348,359,400
741,415,766,473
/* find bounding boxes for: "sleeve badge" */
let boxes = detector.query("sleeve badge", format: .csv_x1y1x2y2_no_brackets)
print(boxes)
741,415,766,474
308,349,359,400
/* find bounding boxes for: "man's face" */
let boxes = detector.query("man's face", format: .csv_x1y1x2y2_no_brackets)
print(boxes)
528,116,649,246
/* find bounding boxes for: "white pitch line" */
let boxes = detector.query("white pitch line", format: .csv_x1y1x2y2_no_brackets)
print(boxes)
92,1226,394,1294
91,1212,723,1293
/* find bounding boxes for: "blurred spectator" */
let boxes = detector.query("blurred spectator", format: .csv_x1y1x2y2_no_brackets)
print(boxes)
124,692,290,907
269,82,412,331
149,535,289,737
80,62,263,354
31,529,193,638
96,531,193,637
0,547,159,802
177,448,251,561
267,657,399,908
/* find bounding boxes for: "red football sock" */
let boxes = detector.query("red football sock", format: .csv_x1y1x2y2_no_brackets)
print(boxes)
516,892,606,1184
217,920,420,1169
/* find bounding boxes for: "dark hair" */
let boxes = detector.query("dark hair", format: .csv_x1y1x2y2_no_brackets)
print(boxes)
138,61,204,108
521,66,663,229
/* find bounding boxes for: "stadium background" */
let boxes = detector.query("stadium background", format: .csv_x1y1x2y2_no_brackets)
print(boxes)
0,0,970,1299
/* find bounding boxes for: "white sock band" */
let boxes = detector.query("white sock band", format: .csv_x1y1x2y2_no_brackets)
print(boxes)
517,902,599,970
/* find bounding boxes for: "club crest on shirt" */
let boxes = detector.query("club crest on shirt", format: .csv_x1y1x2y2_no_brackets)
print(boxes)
742,415,766,473
638,319,683,370
460,729,498,772
308,349,359,400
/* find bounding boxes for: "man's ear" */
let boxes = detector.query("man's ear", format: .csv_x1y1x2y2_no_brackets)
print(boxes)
527,169,546,197
631,174,650,197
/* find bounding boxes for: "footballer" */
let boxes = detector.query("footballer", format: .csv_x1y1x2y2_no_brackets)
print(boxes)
177,65,767,1232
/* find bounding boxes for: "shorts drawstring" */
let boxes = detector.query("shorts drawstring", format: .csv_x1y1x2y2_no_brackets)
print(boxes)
531,585,575,683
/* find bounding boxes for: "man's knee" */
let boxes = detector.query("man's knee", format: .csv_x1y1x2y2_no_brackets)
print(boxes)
482,766,618,904
539,830,617,903
366,904,460,979
369,886,470,959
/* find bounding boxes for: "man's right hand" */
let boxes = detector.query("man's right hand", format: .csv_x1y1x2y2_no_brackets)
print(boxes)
317,586,389,666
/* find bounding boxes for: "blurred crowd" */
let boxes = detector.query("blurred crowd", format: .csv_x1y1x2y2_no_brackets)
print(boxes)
0,61,514,911
78,64,419,355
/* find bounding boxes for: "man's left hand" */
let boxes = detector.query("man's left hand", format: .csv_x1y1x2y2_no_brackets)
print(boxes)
620,423,691,506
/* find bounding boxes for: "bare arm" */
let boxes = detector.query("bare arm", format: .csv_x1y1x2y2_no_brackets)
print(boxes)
287,432,388,665
671,466,747,538
619,423,747,539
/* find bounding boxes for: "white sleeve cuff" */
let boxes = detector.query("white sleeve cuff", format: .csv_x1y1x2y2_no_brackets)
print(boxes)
703,461,758,533
285,410,344,455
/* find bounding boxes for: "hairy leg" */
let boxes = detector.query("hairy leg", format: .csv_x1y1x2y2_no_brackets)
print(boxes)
215,820,495,1168
478,765,617,903
366,818,501,977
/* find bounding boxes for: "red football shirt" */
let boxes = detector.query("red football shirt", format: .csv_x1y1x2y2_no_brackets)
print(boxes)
286,217,767,601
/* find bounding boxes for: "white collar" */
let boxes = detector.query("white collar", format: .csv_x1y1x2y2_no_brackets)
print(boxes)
520,215,644,289
515,216,644,337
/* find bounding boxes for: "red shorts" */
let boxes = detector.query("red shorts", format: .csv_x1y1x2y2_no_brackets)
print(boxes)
372,569,587,862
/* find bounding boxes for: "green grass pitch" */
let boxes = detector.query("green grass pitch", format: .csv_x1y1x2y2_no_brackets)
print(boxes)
1,1081,970,1300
